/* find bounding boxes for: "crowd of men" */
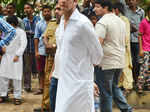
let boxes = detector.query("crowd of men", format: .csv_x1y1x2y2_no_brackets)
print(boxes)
0,0,150,112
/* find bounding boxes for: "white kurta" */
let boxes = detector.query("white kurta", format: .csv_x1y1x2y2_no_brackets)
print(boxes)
0,27,27,80
55,9,103,112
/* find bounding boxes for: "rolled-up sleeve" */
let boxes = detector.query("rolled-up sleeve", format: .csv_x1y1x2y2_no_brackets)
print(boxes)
34,22,41,39
0,18,16,47
95,22,106,39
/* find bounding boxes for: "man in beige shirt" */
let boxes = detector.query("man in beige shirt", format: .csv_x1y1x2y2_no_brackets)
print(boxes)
94,0,132,112
113,2,133,94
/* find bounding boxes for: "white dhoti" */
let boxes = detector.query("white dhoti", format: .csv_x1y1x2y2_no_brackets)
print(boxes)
0,28,27,100
0,77,22,99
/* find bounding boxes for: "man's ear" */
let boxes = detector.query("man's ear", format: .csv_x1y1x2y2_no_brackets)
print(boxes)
104,6,108,11
116,8,119,14
74,0,78,5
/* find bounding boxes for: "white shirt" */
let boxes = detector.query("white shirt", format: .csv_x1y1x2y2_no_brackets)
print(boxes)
95,13,126,70
55,9,103,112
0,27,27,80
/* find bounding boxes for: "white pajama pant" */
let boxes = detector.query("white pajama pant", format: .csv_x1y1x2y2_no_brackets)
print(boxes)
0,77,22,99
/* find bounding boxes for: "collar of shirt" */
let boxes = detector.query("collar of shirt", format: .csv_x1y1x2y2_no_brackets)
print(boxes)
0,15,3,18
23,16,40,32
136,7,143,13
118,13,123,17
127,6,143,14
40,19,46,23
24,16,40,22
61,8,80,22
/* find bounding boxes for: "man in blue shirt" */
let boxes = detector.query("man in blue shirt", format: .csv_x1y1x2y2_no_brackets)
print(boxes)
23,3,40,92
33,5,51,112
34,5,51,95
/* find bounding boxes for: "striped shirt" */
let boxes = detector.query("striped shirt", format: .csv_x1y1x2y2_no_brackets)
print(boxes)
23,16,40,53
0,18,16,47
119,0,145,43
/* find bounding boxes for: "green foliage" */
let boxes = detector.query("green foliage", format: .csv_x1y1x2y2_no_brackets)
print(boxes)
1,0,58,18
16,0,28,18
0,0,35,18
1,0,11,4
1,0,149,18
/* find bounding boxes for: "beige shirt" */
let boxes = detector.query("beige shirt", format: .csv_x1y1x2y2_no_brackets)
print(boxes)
95,13,126,70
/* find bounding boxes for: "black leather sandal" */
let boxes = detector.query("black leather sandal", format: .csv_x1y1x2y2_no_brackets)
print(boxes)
0,97,7,103
14,98,22,105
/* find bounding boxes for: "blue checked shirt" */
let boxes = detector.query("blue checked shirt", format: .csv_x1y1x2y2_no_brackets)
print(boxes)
23,16,40,53
0,18,16,49
34,19,47,56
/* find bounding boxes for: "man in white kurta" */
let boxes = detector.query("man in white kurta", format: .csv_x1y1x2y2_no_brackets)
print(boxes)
0,17,27,100
55,0,103,112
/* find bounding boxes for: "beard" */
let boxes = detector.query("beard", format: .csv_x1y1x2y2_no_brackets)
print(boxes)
44,16,51,21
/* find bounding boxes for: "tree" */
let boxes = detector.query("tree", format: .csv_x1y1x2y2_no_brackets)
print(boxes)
0,0,37,18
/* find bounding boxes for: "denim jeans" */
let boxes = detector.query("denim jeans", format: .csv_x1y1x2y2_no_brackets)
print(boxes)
95,67,132,112
49,77,58,112
131,43,140,82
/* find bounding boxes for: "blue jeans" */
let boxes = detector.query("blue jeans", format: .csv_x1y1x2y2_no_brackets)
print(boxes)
131,43,140,82
95,67,132,112
49,77,58,112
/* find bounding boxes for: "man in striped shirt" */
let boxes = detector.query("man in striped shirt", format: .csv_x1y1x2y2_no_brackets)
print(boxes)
0,18,16,102
0,18,16,51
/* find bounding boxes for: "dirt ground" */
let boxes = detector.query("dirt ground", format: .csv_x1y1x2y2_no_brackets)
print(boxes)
0,78,150,112
0,78,42,112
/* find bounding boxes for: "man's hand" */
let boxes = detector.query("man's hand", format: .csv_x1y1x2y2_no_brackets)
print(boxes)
139,50,144,57
46,44,56,54
131,24,137,33
46,44,53,49
49,72,52,81
2,47,6,54
13,56,19,62
0,55,2,61
35,51,40,59
94,83,100,97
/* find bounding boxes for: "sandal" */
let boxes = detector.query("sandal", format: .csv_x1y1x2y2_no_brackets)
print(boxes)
147,86,150,91
34,89,43,95
138,89,143,94
137,86,143,94
14,98,22,105
0,97,7,103
123,89,131,97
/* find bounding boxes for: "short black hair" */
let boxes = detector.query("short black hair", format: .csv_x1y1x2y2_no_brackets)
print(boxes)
113,2,125,15
95,0,112,12
42,5,52,11
95,0,103,5
7,3,16,9
6,15,18,26
88,11,97,19
24,3,34,9
55,0,58,4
